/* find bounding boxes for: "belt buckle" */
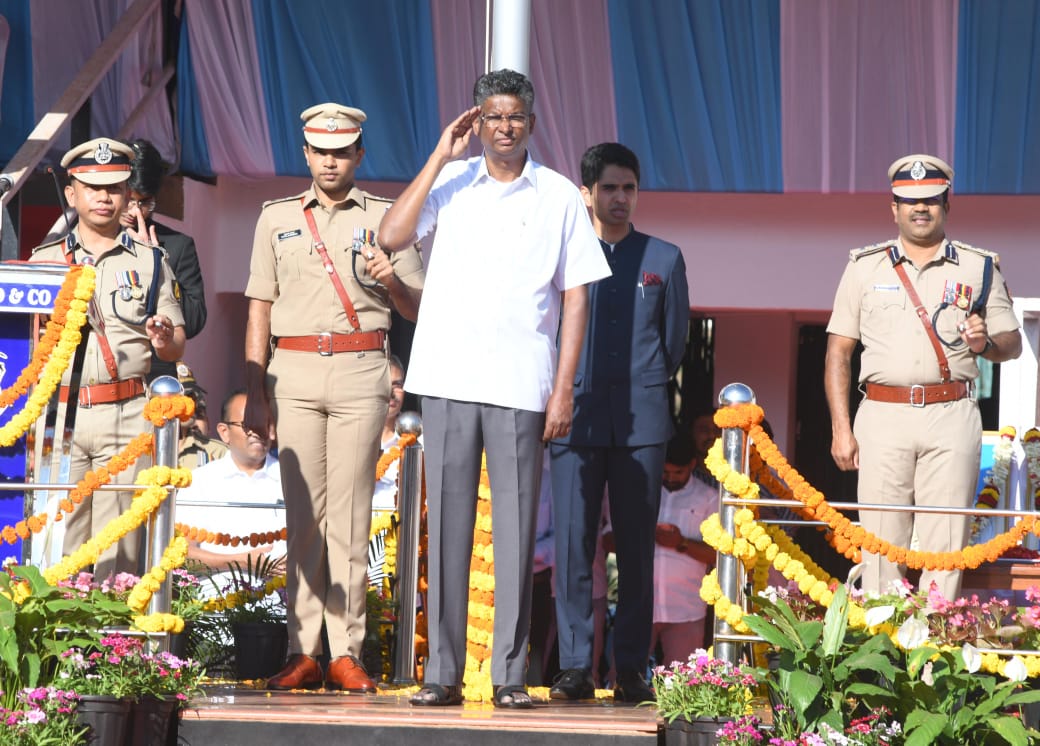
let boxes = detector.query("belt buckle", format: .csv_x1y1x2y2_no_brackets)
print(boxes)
909,384,925,408
316,332,333,356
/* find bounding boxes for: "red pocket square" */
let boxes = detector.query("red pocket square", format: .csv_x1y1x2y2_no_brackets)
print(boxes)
642,272,663,287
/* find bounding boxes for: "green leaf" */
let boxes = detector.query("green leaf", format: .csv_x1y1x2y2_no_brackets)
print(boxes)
988,714,1031,746
1005,688,1040,706
821,583,849,657
905,711,948,746
743,614,800,652
795,620,824,650
784,669,824,718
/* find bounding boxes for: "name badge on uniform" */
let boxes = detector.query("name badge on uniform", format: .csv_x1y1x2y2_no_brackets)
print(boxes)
942,281,972,310
277,229,302,241
872,284,899,293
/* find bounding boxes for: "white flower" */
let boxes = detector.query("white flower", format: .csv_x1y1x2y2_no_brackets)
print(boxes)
897,616,930,650
846,563,865,588
961,643,981,673
921,661,934,686
1004,656,1028,683
864,605,895,628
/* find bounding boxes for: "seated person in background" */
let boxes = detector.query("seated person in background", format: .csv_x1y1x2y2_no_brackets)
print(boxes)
690,410,721,489
606,433,716,665
369,355,409,586
176,389,285,574
120,138,208,382
176,361,228,469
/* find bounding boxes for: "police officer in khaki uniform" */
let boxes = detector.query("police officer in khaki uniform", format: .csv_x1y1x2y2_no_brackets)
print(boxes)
243,103,424,691
32,137,186,579
825,154,1022,600
175,361,228,470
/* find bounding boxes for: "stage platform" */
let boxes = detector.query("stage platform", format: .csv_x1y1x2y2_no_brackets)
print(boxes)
177,685,664,746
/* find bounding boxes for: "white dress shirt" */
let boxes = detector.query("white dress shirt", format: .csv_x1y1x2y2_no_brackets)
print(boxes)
653,476,718,624
406,154,610,411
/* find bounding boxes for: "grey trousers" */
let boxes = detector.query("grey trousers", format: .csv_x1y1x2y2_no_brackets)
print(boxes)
421,397,544,686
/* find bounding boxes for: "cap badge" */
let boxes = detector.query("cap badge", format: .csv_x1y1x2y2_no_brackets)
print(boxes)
909,161,926,181
93,142,113,165
325,118,339,132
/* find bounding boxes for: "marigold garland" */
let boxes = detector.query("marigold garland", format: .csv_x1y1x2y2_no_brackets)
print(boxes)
1023,427,1040,512
707,428,1037,573
42,466,191,584
127,534,190,613
175,524,286,548
975,427,1015,511
143,395,196,427
0,266,94,448
202,574,287,613
462,456,495,703
0,265,84,409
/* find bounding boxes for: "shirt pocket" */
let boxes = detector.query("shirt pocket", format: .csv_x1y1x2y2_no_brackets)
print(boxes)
274,233,310,282
861,287,906,332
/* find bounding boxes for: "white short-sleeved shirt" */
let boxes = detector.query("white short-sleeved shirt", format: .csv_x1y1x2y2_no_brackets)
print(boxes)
405,154,610,411
175,453,286,560
653,476,718,624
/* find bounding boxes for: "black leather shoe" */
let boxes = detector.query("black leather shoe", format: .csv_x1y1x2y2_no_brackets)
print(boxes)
613,671,653,704
549,668,595,701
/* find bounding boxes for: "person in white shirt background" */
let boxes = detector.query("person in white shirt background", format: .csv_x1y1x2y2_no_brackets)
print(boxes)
176,389,285,578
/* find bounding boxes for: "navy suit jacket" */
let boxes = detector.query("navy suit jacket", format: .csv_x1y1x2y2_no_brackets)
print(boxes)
557,228,689,447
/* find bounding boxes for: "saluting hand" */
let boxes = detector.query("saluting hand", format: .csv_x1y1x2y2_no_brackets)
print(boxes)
436,107,481,162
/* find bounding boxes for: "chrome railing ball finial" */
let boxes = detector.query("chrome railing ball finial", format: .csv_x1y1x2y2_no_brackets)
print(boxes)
149,374,184,398
396,411,422,437
718,382,756,407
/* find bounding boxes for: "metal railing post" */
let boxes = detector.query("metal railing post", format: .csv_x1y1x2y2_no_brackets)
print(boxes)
714,382,755,664
145,376,182,648
392,412,423,684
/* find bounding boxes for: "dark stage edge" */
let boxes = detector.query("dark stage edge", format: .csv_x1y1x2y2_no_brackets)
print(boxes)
175,685,663,746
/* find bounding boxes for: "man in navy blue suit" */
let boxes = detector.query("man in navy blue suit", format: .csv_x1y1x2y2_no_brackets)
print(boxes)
550,143,689,703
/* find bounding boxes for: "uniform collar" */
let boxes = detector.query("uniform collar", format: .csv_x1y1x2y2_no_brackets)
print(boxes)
886,239,957,266
65,228,139,262
303,183,365,211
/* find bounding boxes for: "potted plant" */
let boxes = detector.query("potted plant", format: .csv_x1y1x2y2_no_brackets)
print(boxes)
202,554,287,680
744,580,1040,745
57,632,204,746
0,686,87,745
650,650,763,746
0,563,132,712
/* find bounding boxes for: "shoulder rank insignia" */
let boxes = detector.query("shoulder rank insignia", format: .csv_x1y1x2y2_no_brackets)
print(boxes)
262,192,307,209
30,236,67,255
849,241,893,261
950,240,1000,264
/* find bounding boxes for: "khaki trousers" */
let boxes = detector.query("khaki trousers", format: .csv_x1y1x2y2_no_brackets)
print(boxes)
854,397,981,600
63,396,149,579
268,347,388,658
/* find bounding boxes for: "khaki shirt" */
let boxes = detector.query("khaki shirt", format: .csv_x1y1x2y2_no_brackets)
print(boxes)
179,432,229,470
245,184,424,337
32,229,185,384
827,239,1019,386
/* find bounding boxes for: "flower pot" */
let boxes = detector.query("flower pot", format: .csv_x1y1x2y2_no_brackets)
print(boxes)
664,716,734,746
232,621,289,680
168,621,194,661
126,695,179,746
75,694,131,746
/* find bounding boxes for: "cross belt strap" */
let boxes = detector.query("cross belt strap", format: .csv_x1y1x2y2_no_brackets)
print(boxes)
276,330,386,355
864,381,971,407
302,199,362,332
892,260,952,382
58,377,146,407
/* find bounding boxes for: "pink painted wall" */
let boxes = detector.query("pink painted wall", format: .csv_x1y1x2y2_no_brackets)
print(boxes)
168,177,1040,448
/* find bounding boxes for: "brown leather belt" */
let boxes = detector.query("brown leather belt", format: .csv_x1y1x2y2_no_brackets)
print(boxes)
864,381,972,407
59,377,146,407
276,330,386,356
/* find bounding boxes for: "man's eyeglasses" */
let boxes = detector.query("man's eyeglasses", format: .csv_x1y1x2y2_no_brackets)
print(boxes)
223,421,251,431
127,198,156,211
480,114,529,129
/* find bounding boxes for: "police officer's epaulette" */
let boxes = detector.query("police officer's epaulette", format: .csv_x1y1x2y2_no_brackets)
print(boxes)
30,236,67,255
848,241,893,261
261,192,307,210
950,240,1000,264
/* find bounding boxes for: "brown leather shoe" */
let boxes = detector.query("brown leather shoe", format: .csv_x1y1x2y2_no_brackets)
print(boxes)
266,654,323,691
325,655,376,693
